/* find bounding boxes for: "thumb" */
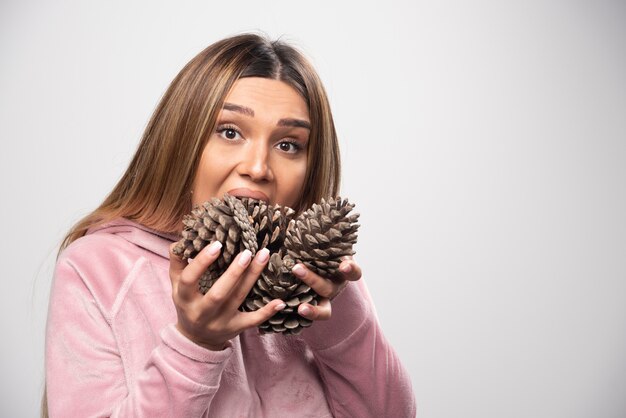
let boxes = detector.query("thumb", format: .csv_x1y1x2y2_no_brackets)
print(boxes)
169,242,188,280
238,299,286,330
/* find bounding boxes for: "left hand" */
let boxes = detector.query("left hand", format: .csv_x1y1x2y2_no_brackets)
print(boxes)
290,257,362,321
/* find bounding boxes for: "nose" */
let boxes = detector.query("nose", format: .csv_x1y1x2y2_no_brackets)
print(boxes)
237,141,274,183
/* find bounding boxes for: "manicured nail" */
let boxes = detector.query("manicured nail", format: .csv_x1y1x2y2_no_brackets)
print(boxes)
340,263,352,274
205,241,222,256
292,264,305,278
239,249,252,266
274,301,286,311
256,248,270,264
299,305,311,316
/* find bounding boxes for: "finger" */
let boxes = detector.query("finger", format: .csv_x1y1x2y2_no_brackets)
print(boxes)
337,258,362,282
181,241,223,279
298,298,331,321
177,241,222,301
201,249,253,307
233,298,286,330
169,243,188,281
231,248,270,304
291,264,337,299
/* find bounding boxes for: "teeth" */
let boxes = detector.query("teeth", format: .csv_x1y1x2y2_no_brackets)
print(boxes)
227,190,269,202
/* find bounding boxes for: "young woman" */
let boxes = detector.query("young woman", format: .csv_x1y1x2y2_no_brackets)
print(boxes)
44,33,416,417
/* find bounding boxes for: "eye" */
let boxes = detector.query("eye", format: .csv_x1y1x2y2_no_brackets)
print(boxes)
276,141,301,154
216,124,242,141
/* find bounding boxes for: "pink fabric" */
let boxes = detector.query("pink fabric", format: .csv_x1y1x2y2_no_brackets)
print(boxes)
45,218,416,417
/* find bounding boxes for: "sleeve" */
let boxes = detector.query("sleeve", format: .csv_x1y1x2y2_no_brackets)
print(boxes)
301,279,417,418
45,257,232,418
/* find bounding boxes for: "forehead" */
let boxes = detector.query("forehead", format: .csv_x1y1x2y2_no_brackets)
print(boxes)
224,77,309,120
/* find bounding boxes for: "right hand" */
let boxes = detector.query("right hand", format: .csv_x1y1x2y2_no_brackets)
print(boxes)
169,242,286,351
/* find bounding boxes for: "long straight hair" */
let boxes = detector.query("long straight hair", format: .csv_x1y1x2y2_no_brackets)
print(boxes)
57,32,340,256
42,32,341,417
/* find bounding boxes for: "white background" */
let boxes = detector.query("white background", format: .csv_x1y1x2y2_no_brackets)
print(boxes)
1,1,625,417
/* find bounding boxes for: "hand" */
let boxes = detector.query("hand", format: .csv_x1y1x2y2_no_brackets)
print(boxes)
290,257,362,321
169,242,286,351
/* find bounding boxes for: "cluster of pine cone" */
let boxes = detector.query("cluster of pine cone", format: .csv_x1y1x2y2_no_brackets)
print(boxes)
172,194,360,335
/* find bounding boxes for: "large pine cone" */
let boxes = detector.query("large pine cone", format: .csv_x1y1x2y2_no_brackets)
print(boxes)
244,199,295,253
172,194,360,335
284,197,360,277
176,194,258,293
243,252,314,334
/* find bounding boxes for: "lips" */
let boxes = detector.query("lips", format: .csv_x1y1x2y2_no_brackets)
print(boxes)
227,188,270,202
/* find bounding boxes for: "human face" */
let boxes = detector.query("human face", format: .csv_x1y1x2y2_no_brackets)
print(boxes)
191,77,310,209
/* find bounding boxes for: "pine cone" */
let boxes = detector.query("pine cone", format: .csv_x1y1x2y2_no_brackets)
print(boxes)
241,198,295,253
284,197,360,277
173,194,257,293
172,194,359,335
243,252,314,334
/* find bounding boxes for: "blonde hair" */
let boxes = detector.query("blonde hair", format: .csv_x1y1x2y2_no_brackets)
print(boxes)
43,33,341,416
57,32,340,256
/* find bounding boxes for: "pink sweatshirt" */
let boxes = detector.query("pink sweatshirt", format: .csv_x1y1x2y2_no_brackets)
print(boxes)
45,218,416,417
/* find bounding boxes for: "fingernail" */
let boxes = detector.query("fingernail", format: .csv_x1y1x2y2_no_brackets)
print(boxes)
256,248,270,264
299,305,311,316
274,301,286,311
340,263,352,274
239,249,252,266
205,241,222,256
292,264,305,278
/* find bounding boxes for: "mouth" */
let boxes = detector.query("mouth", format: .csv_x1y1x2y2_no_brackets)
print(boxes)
227,188,270,203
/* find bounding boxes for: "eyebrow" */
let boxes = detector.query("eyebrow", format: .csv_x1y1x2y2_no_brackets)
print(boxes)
223,102,254,117
223,102,311,130
278,118,311,130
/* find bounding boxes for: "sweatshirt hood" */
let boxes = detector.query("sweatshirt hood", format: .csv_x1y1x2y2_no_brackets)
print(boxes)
86,217,181,259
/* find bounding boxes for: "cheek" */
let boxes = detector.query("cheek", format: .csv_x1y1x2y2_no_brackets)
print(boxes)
276,160,308,207
192,143,231,205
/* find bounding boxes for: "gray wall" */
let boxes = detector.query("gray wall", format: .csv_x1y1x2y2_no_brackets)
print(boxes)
1,1,625,417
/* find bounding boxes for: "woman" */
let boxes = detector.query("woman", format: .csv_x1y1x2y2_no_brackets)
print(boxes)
44,32,416,417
